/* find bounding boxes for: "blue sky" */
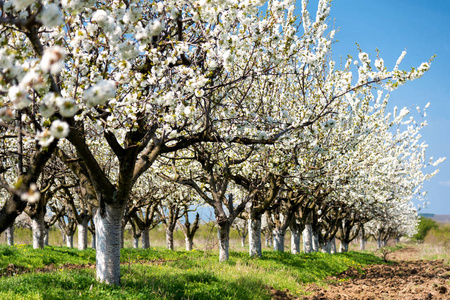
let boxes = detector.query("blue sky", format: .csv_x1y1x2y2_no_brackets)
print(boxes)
304,0,450,214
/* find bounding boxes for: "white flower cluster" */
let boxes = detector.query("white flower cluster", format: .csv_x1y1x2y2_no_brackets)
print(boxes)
83,80,117,107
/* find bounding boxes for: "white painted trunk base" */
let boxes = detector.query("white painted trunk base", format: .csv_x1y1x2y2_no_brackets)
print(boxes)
339,241,349,253
185,237,193,251
166,229,174,250
273,229,285,252
303,224,312,254
32,214,45,249
218,224,230,262
66,235,74,248
133,237,139,249
248,218,262,257
78,219,88,250
290,228,300,254
95,204,124,285
6,225,14,246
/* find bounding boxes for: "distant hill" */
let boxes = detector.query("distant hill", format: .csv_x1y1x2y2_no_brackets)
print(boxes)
430,215,450,223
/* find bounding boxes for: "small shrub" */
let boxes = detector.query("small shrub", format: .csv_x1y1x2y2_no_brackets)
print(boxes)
413,217,438,242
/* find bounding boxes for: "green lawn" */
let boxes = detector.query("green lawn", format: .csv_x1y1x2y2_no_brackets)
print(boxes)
0,244,386,300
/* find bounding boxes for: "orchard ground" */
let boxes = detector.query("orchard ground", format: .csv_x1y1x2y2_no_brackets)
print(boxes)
0,224,449,299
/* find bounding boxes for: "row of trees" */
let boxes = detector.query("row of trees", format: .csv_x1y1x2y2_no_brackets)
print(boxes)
0,0,443,285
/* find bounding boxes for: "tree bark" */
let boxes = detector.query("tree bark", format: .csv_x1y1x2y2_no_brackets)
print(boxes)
273,228,285,252
303,224,312,253
6,225,14,246
311,227,319,252
32,211,45,249
330,237,336,254
339,241,349,253
218,221,230,262
44,227,49,246
248,217,262,257
91,233,96,249
290,227,300,254
78,217,88,250
133,236,139,248
185,236,193,251
66,235,74,248
142,227,150,249
95,203,124,285
166,228,174,250
359,227,365,251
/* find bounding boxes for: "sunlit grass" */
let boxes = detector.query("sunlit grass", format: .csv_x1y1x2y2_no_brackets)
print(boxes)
0,245,386,299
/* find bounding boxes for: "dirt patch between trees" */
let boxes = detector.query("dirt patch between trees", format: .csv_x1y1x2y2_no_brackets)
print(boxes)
303,259,449,300
268,247,450,300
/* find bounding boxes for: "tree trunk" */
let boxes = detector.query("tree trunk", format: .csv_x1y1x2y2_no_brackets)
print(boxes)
290,227,300,254
95,203,124,285
376,237,382,249
66,235,74,248
165,228,174,250
185,236,193,251
6,225,14,246
273,228,285,252
141,227,150,249
330,237,336,254
303,224,312,253
248,217,262,257
32,212,45,249
320,240,331,254
133,236,139,249
91,233,96,249
311,227,319,252
339,241,349,252
218,222,230,262
359,227,365,251
44,227,49,246
78,218,88,250
120,226,125,248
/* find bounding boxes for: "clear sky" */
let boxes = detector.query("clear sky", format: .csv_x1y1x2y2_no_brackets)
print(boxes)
301,0,450,214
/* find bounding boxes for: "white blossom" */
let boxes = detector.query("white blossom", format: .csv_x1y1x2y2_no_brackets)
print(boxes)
39,3,64,28
41,46,65,75
20,183,40,204
50,120,70,139
56,97,78,117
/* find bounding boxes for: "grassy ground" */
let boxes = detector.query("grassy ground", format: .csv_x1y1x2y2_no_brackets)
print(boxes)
0,244,386,300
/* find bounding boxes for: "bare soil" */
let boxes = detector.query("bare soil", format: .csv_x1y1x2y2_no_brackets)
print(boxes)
268,247,450,300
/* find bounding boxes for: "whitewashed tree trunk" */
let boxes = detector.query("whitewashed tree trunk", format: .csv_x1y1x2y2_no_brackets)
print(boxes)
290,228,300,254
339,241,349,252
166,229,174,250
44,228,49,246
141,227,150,249
185,236,193,251
359,228,365,251
273,228,285,252
133,237,139,248
66,235,74,248
78,218,88,250
330,237,336,254
376,237,382,249
6,225,14,246
311,228,319,252
32,213,45,249
95,203,124,285
248,217,262,257
303,224,312,253
91,233,96,249
320,240,331,253
218,222,230,262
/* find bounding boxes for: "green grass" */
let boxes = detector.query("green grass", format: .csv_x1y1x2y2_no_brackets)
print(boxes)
0,245,387,299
